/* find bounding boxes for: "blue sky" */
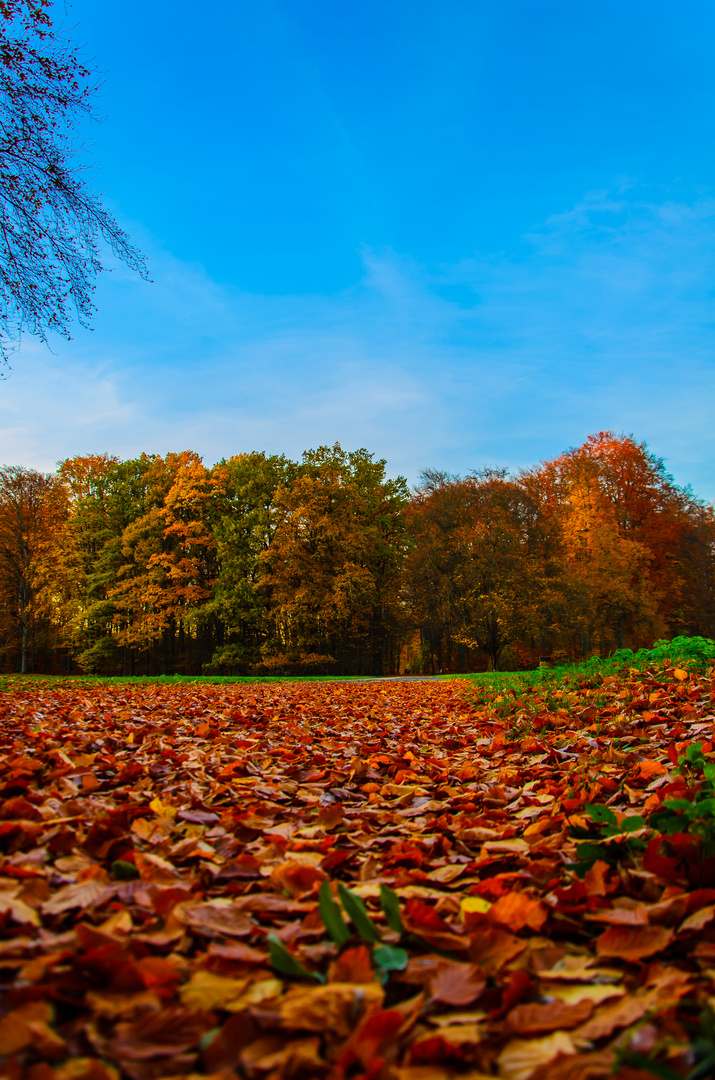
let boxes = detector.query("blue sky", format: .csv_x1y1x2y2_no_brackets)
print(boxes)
2,0,715,499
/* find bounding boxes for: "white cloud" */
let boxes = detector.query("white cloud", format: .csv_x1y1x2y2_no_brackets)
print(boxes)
0,184,713,499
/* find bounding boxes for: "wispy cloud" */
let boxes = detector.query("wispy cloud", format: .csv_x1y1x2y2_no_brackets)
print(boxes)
1,184,713,499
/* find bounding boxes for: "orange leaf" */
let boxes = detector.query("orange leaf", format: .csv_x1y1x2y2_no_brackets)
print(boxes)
488,891,548,932
468,926,527,971
329,945,376,984
595,924,674,960
583,860,609,897
506,998,594,1035
637,760,667,780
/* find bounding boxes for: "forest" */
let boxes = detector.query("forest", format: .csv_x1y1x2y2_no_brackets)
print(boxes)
0,431,712,676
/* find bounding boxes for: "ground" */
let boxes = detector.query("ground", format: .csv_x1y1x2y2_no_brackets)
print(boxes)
0,667,713,1079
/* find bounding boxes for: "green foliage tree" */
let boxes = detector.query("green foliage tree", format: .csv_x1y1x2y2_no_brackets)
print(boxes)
207,452,299,673
261,444,410,675
56,453,154,673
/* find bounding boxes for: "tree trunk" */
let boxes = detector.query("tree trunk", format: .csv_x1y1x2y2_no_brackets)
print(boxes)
19,582,30,674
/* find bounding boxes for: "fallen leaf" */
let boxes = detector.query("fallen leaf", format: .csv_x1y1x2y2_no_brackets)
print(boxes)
487,891,548,932
506,998,594,1034
498,1032,575,1080
569,994,648,1045
0,1000,54,1054
545,983,625,1006
174,898,254,937
595,924,674,961
429,961,486,1006
280,981,384,1037
179,969,249,1010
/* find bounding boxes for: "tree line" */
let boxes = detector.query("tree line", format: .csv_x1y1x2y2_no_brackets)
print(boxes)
0,432,712,675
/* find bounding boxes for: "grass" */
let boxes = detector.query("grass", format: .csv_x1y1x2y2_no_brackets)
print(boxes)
0,673,380,690
1,636,712,691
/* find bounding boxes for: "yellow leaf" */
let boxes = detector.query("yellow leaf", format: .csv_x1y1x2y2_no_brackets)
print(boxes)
461,896,492,917
674,668,689,681
0,891,40,927
97,909,133,936
227,977,283,1010
498,1032,575,1080
427,864,465,884
484,838,530,854
545,983,625,1006
85,989,162,1019
180,969,249,1010
148,796,177,818
55,1060,119,1080
280,982,384,1037
537,955,620,982
0,1001,53,1055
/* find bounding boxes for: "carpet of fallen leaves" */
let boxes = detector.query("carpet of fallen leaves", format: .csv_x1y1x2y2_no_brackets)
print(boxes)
0,667,714,1080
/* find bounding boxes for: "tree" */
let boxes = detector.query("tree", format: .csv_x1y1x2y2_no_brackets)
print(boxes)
207,452,299,673
405,470,473,673
262,445,410,675
0,464,67,671
449,470,544,671
108,452,219,674
525,432,715,654
407,469,558,672
0,0,145,365
55,452,152,672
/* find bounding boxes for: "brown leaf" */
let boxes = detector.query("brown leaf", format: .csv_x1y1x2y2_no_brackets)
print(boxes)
468,925,528,971
173,898,254,937
506,998,594,1035
429,960,486,1006
582,860,609,897
570,994,649,1044
106,1007,214,1060
679,903,715,933
85,990,163,1020
51,1060,120,1080
317,802,345,830
585,903,649,926
595,924,674,960
41,878,115,915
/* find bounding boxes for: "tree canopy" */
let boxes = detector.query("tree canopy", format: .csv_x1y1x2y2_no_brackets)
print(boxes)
0,433,712,675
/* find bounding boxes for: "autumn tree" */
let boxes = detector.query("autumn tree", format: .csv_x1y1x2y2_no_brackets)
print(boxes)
262,445,410,675
207,452,299,673
108,452,220,674
0,0,145,365
405,470,475,673
0,465,67,671
56,453,154,672
524,432,715,655
408,469,548,671
558,471,660,653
